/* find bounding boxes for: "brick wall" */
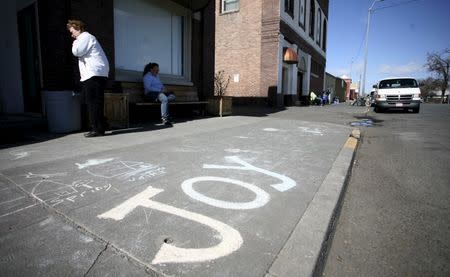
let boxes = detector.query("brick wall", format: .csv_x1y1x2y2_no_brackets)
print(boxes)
260,0,281,99
215,0,263,97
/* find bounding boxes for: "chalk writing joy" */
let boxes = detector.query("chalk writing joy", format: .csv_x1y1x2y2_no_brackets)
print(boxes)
98,155,297,265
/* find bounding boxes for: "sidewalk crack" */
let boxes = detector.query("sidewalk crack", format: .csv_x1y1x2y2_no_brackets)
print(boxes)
84,242,109,277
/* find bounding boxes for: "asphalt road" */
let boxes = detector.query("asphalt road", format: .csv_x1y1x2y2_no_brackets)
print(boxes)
323,103,450,276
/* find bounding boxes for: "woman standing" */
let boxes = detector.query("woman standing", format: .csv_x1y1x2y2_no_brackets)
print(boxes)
67,20,109,137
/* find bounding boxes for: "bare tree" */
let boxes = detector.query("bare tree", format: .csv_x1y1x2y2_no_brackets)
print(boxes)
425,49,450,103
418,77,440,100
214,70,230,97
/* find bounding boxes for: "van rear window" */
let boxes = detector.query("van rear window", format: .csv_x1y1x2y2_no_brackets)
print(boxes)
379,78,418,89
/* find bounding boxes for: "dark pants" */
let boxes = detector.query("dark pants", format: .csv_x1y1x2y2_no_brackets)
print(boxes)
82,76,107,133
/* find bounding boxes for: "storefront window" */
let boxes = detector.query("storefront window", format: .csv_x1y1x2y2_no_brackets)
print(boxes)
114,0,190,81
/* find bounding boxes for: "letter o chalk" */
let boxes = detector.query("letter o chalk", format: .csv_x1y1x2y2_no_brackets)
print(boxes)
181,176,270,210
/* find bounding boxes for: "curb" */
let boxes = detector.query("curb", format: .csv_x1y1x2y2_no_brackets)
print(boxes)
266,129,360,277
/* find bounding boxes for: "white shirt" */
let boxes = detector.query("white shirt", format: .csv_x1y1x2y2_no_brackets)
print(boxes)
72,32,109,82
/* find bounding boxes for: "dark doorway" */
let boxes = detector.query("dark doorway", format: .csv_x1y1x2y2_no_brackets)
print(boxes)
18,3,42,114
297,71,306,105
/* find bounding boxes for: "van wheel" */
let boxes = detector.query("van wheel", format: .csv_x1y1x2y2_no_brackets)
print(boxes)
413,107,420,113
374,106,381,113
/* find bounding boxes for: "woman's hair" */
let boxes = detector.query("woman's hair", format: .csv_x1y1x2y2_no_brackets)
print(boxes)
143,62,159,76
66,20,85,32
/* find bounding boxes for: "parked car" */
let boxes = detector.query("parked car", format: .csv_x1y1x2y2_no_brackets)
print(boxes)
373,77,421,113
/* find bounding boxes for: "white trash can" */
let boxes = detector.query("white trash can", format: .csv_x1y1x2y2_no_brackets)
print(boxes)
44,90,81,133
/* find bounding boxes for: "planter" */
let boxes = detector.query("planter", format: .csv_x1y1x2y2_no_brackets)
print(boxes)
207,96,232,117
104,93,129,129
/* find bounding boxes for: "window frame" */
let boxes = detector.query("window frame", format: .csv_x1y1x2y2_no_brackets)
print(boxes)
316,8,322,46
221,0,239,14
322,19,327,51
284,0,294,18
309,0,315,39
298,0,306,30
113,0,192,85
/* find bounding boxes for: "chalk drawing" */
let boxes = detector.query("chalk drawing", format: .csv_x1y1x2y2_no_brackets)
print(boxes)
9,150,37,160
76,158,115,169
72,179,94,189
0,203,37,218
298,126,324,136
0,196,26,205
263,128,279,132
98,186,243,264
233,136,249,139
181,176,270,210
23,177,113,207
24,172,67,179
39,216,55,227
224,149,260,154
84,160,165,182
203,156,297,192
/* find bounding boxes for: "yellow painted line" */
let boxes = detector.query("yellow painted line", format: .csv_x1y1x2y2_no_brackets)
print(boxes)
344,137,358,149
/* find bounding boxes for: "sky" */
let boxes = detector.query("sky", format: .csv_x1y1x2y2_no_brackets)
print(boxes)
326,0,450,94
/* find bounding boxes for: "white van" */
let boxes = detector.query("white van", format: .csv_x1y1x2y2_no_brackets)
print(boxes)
373,77,421,113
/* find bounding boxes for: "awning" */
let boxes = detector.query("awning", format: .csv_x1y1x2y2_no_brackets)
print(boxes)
283,48,299,64
172,0,212,11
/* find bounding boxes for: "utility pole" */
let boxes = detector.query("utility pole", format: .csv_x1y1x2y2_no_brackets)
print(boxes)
361,0,384,96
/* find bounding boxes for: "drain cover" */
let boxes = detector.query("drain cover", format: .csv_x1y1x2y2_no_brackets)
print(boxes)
350,119,374,127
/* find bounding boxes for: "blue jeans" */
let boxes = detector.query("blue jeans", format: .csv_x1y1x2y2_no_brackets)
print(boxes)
144,92,176,119
158,92,176,119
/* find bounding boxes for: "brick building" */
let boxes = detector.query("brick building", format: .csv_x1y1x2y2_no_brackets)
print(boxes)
215,0,329,106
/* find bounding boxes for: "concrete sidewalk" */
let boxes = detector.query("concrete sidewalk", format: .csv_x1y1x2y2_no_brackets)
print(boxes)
0,104,365,276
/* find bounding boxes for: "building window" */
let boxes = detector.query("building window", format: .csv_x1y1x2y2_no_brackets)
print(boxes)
113,0,191,82
311,59,321,76
221,0,239,13
299,0,306,29
322,20,327,51
316,8,322,46
285,0,294,17
309,0,315,39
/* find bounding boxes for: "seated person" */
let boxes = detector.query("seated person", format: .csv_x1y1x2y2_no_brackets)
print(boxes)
310,91,322,106
321,93,328,105
143,62,176,125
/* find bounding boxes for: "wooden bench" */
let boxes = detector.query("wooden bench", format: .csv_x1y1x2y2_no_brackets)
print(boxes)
123,82,208,107
104,82,207,128
125,82,208,118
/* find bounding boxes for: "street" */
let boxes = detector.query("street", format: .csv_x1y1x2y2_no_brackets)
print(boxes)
323,104,450,276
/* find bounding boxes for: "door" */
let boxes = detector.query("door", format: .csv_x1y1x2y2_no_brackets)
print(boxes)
18,3,42,113
297,71,303,99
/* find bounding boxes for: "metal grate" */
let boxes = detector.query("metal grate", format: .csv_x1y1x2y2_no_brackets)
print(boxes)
386,94,412,103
